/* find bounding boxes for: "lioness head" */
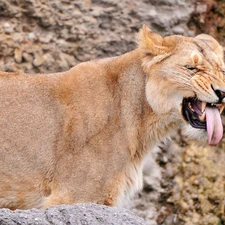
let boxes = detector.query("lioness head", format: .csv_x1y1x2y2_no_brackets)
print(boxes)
138,25,225,145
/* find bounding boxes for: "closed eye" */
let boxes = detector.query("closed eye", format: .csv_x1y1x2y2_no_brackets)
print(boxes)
185,65,196,71
221,69,225,76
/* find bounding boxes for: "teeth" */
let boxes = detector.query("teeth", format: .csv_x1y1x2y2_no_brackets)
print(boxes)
199,112,206,121
220,103,225,114
188,102,194,111
201,101,206,112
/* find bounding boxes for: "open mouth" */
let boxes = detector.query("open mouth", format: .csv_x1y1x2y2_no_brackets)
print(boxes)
182,97,225,145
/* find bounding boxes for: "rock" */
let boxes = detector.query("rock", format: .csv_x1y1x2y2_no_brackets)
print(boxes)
14,48,23,63
22,52,33,63
3,22,14,34
0,204,147,225
33,53,44,67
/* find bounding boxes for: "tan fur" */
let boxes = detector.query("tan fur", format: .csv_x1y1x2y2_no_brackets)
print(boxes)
0,25,225,210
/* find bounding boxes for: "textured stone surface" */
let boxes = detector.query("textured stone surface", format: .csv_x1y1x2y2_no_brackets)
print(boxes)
0,0,195,74
0,204,147,225
189,0,225,46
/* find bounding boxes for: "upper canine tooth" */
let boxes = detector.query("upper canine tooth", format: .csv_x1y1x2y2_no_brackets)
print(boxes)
201,101,207,112
220,103,225,114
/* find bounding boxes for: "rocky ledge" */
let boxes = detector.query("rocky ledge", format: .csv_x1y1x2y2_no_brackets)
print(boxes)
0,203,147,225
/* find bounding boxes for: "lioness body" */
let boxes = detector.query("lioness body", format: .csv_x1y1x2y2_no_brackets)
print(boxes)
1,26,225,209
0,50,153,209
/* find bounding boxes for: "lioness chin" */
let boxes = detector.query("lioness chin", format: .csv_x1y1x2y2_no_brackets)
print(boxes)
0,25,225,210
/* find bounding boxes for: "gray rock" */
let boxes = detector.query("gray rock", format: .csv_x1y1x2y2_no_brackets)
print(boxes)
0,204,147,225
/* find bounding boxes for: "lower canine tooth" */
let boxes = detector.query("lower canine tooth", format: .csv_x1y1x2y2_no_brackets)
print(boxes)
201,101,206,112
199,112,206,121
188,102,194,111
220,103,225,114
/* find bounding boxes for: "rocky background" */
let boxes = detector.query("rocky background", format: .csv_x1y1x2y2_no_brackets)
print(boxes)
0,0,225,225
0,0,194,73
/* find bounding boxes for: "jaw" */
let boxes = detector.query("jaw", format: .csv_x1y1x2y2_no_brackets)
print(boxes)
181,124,208,144
181,96,224,145
146,81,224,146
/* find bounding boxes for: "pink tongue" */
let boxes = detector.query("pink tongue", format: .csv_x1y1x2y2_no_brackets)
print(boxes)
205,106,223,145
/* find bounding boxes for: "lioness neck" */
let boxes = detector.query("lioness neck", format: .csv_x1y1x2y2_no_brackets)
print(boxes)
101,49,176,156
95,49,177,206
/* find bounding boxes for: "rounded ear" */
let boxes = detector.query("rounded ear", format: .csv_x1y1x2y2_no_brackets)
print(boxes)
137,24,176,56
195,34,224,59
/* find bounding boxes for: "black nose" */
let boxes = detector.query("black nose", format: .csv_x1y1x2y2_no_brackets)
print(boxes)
214,89,225,103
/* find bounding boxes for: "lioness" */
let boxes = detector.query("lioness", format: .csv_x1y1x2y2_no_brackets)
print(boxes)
0,25,225,210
